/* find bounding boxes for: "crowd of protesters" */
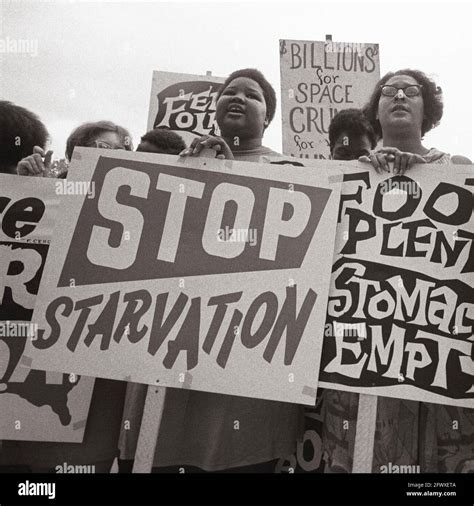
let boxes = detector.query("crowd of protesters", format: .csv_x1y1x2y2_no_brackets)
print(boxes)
0,66,472,474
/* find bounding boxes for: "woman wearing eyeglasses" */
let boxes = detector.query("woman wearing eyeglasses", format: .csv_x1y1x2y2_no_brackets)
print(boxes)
360,69,471,173
17,120,133,177
1,120,133,474
322,69,472,474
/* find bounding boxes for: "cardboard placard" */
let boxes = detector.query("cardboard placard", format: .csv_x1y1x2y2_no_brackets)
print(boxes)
279,39,380,159
147,70,225,147
25,148,340,406
319,164,474,408
0,175,94,442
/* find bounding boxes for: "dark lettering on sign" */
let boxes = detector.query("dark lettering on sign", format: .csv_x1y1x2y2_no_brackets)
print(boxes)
284,40,379,160
295,82,353,105
289,106,338,135
338,174,474,272
0,238,78,426
0,197,45,239
58,157,331,286
153,81,222,136
33,285,318,371
289,41,378,73
0,242,49,319
373,177,422,221
321,257,474,399
0,335,79,426
275,394,325,473
338,171,371,222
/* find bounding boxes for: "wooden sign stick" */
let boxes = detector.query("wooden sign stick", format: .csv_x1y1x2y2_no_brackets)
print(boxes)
352,394,378,473
132,386,167,473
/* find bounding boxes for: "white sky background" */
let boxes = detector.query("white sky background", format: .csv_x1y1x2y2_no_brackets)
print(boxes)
1,0,473,160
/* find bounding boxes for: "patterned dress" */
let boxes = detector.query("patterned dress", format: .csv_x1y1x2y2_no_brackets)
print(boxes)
321,148,474,473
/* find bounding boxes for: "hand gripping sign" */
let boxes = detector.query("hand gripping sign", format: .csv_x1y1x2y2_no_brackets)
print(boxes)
25,149,341,405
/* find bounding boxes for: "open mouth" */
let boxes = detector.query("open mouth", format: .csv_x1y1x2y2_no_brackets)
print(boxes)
227,104,245,115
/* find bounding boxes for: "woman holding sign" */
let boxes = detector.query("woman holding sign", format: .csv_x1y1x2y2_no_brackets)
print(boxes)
119,69,304,473
0,120,133,474
179,68,280,162
324,69,473,474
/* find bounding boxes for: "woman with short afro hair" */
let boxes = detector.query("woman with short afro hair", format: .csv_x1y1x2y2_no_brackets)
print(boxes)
179,67,280,162
325,69,473,474
118,68,304,474
0,101,49,174
360,68,470,173
364,68,443,140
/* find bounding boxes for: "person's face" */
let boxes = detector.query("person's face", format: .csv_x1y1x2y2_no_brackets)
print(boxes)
377,74,424,136
216,77,268,140
88,131,126,150
331,132,373,160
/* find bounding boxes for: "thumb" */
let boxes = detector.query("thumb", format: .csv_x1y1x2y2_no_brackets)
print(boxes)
17,161,28,176
413,155,427,163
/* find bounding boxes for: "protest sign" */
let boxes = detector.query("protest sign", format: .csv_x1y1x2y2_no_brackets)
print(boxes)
0,175,94,442
279,38,380,159
319,164,474,408
25,148,341,405
147,71,224,147
275,391,325,473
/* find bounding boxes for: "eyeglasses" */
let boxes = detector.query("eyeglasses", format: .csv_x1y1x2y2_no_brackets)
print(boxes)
86,140,126,150
380,85,423,97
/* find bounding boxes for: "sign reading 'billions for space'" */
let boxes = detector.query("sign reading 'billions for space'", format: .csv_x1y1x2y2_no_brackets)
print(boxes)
280,38,380,159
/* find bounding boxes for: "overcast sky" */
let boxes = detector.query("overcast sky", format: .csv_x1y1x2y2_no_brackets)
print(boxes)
1,0,473,160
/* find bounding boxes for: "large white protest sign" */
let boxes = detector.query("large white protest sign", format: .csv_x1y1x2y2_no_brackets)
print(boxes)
0,175,94,442
318,164,474,408
25,148,341,406
280,39,380,159
147,71,225,147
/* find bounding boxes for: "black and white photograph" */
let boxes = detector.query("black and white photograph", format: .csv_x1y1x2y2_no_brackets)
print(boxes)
0,0,473,504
